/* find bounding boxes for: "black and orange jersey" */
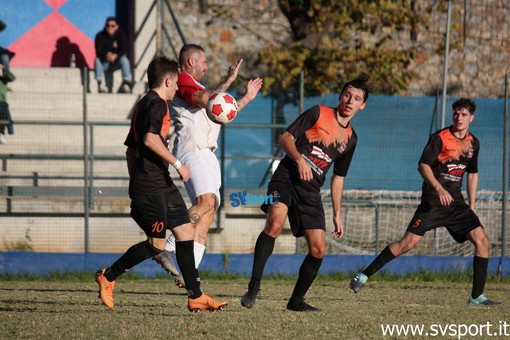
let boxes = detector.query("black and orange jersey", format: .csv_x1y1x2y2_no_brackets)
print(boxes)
272,105,357,191
124,90,173,195
419,126,479,204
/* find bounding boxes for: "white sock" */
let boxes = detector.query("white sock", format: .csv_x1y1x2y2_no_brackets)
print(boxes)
165,233,176,252
194,242,206,269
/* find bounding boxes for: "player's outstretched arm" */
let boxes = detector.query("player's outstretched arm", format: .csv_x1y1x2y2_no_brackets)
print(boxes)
192,59,245,109
225,59,242,83
237,78,263,112
213,58,243,94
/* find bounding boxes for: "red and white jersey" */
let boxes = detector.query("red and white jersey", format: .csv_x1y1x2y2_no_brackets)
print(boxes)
170,72,221,157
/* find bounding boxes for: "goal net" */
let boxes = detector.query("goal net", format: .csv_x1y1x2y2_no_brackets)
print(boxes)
320,190,505,257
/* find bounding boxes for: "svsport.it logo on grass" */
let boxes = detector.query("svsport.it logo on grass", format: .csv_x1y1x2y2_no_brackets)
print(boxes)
229,191,280,207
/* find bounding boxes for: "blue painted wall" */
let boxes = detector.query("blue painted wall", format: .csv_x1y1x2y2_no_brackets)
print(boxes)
225,95,507,192
1,252,508,277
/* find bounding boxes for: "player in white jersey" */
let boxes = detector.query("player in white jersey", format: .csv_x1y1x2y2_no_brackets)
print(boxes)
153,44,262,286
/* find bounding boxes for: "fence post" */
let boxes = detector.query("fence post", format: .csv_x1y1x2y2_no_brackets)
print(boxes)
89,125,95,209
500,74,508,280
32,171,39,198
82,67,90,254
6,186,12,214
374,203,380,255
216,123,225,231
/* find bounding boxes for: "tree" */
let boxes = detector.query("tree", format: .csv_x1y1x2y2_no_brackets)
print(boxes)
258,0,419,96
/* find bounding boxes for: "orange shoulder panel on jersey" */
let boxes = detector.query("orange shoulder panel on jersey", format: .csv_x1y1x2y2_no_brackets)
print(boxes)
160,100,171,137
437,129,474,163
305,106,353,148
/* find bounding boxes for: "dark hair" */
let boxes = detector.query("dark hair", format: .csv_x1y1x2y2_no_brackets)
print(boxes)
178,44,205,67
147,55,179,89
452,98,476,115
104,17,118,28
340,73,372,103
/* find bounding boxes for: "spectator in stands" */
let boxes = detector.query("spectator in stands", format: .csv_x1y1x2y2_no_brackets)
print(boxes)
0,20,15,71
94,17,132,93
94,55,227,313
349,98,501,306
0,62,15,144
240,73,371,311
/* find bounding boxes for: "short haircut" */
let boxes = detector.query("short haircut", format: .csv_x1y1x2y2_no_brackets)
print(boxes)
178,44,205,67
147,55,179,89
452,98,476,115
340,73,372,103
104,16,118,27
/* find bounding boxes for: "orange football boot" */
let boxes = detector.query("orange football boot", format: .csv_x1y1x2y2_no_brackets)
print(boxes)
188,293,228,313
95,268,115,309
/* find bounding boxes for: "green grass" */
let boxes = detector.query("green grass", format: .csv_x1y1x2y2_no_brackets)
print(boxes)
1,269,507,283
1,273,508,339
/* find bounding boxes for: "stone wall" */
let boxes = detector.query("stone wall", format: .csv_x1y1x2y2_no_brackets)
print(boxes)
162,1,509,98
162,0,290,92
405,1,510,98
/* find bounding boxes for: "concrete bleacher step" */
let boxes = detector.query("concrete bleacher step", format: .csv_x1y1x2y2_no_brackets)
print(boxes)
0,157,128,174
9,67,84,94
87,69,147,94
9,89,140,122
8,67,145,122
0,125,128,155
10,67,146,94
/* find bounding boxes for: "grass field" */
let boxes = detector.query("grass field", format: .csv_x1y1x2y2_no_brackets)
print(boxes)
1,273,509,339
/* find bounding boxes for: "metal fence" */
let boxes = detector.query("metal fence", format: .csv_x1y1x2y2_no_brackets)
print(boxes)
0,76,508,258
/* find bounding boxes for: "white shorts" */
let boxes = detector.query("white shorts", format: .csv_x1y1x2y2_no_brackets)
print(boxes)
180,148,221,208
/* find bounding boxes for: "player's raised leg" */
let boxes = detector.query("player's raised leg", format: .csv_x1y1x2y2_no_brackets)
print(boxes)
350,232,422,293
96,237,164,309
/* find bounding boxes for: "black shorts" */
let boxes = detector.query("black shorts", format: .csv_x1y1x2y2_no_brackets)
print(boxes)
261,179,325,238
130,184,191,238
406,200,483,243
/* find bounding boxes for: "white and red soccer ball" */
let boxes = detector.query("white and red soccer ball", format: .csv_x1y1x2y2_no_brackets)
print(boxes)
206,92,238,125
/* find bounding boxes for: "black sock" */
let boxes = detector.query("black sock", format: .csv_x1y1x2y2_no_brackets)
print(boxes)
105,240,161,282
290,254,323,300
249,232,276,288
471,256,488,299
362,246,396,278
175,240,202,299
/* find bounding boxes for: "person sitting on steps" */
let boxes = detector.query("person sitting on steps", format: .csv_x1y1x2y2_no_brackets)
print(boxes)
94,17,132,94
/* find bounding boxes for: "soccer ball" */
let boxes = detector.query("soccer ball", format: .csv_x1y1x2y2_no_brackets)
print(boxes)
206,92,238,125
